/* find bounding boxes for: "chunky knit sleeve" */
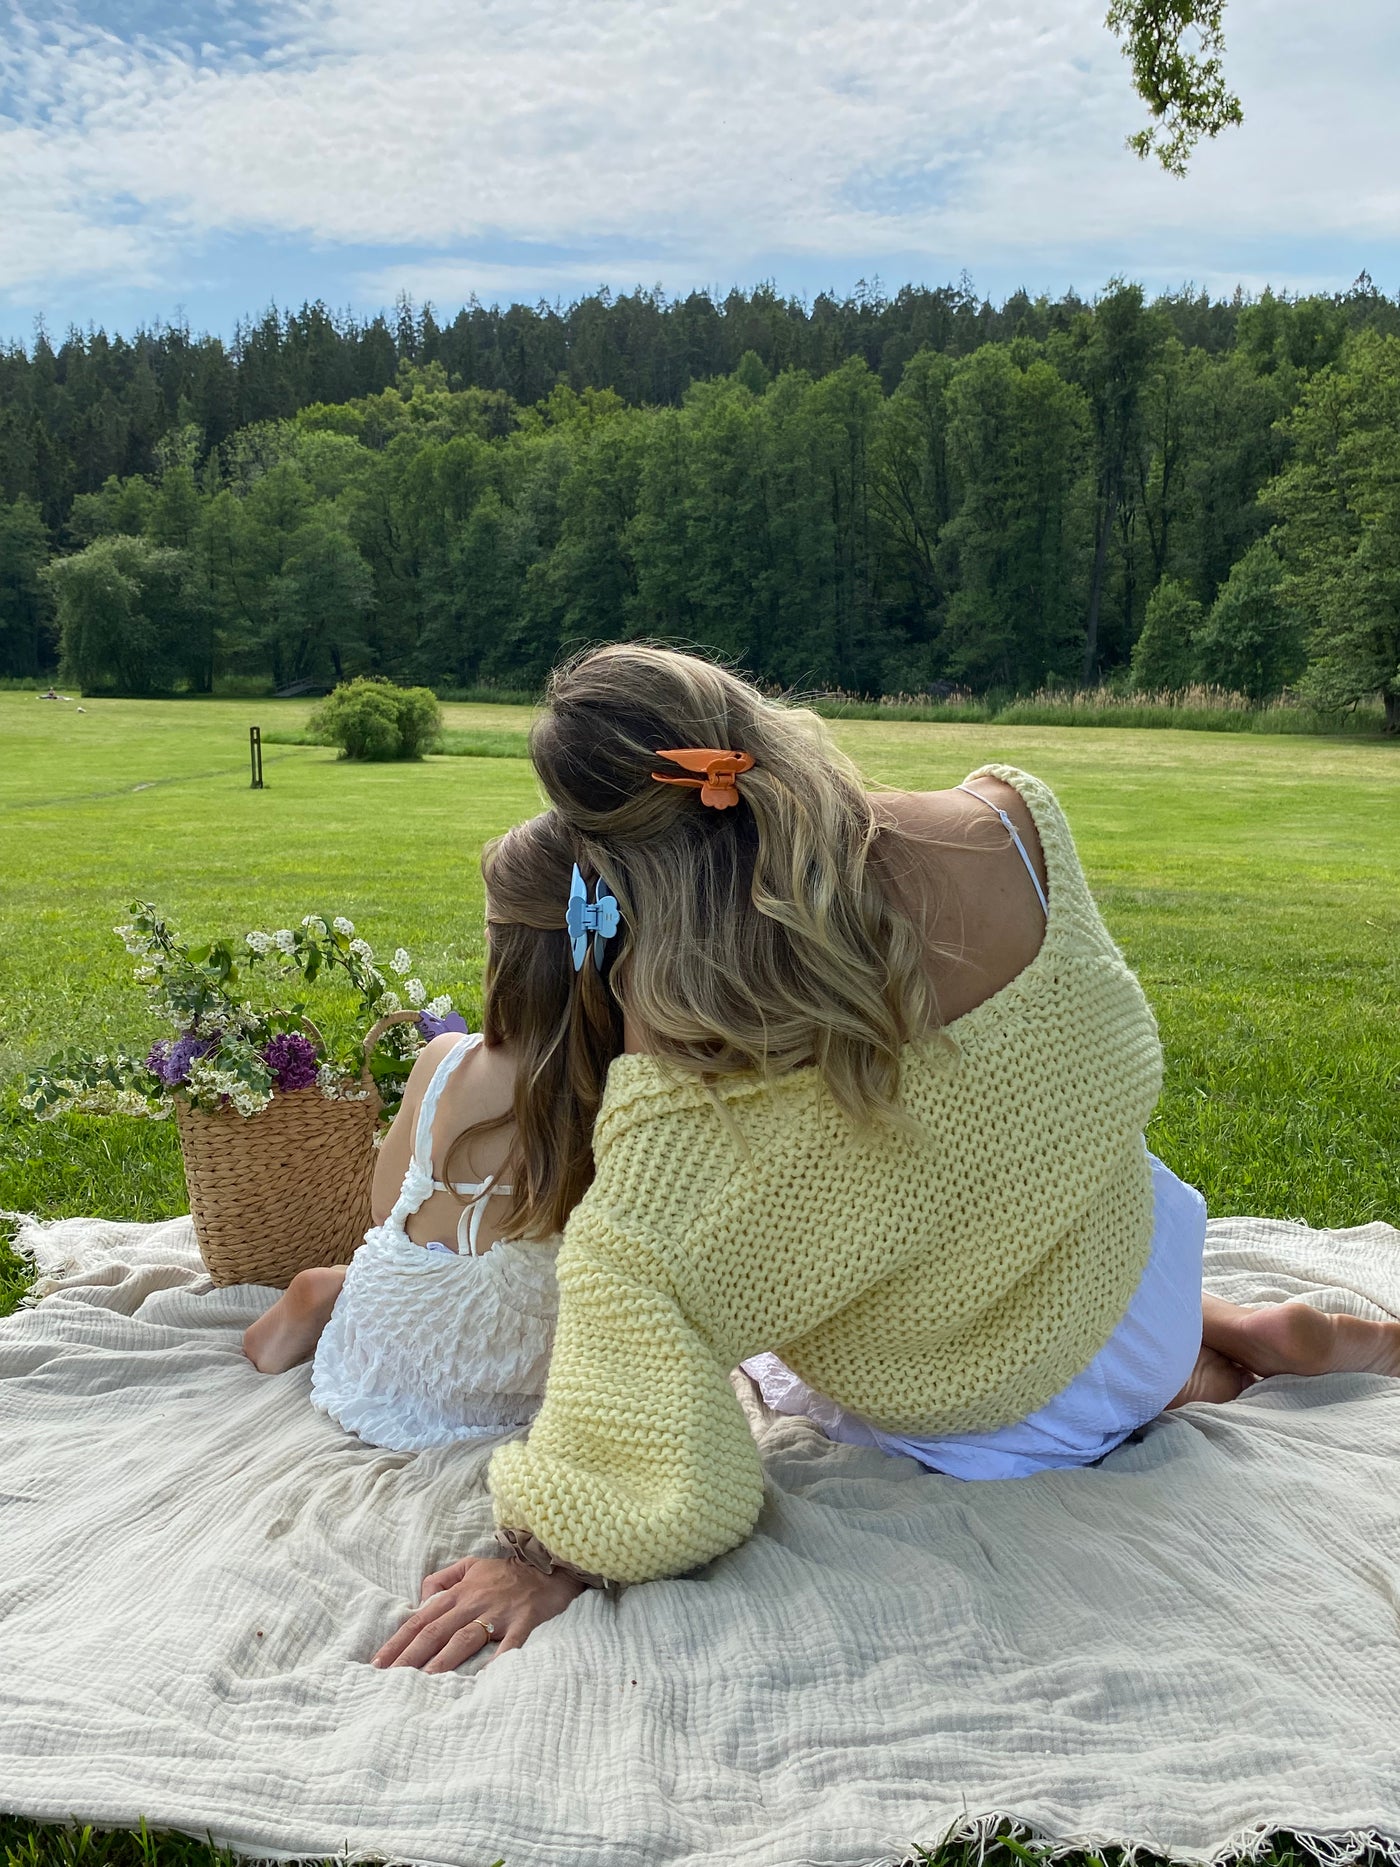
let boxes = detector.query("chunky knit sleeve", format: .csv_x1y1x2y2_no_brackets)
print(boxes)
487,1211,766,1586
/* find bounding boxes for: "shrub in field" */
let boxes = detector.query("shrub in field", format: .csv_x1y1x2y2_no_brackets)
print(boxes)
309,678,443,760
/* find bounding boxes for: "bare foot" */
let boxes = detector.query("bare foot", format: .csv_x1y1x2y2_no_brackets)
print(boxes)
1232,1301,1400,1380
243,1266,346,1373
1167,1345,1256,1408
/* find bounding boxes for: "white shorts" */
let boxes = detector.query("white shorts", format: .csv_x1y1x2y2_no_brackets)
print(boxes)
742,1154,1206,1480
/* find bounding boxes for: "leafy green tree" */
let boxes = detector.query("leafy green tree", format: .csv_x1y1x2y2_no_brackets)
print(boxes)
67,475,154,546
733,351,771,396
1170,348,1290,604
871,349,956,675
1130,577,1203,690
1267,332,1400,731
1057,283,1164,679
940,345,1091,688
513,407,647,671
414,488,531,686
46,534,196,694
276,515,375,684
1191,540,1301,698
629,407,703,644
0,497,52,676
196,456,373,688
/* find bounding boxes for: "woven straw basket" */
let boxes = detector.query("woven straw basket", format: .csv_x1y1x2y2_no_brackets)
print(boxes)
175,1009,422,1288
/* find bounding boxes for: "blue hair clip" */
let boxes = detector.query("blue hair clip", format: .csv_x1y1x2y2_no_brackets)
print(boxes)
565,863,620,973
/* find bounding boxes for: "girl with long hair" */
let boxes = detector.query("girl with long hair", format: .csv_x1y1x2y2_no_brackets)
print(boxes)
243,809,621,1458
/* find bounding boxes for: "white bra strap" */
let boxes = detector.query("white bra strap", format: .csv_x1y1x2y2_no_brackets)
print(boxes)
958,783,1049,919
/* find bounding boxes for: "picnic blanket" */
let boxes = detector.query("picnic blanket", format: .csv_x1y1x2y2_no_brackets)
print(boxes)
2,1209,1399,1867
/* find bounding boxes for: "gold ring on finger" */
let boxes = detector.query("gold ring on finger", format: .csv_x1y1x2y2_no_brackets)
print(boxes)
466,1618,496,1640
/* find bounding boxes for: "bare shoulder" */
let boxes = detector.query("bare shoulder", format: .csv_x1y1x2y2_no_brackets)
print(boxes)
870,774,1049,1024
394,1032,468,1118
873,774,1045,882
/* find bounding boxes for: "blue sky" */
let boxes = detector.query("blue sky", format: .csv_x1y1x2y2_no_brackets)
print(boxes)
2,0,1396,345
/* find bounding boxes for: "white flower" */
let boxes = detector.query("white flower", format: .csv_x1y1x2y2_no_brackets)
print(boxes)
333,917,354,936
115,924,150,955
349,938,374,961
377,990,402,1014
302,914,328,936
406,977,426,1007
424,994,452,1020
245,931,273,955
273,929,297,953
317,1063,370,1102
187,1056,273,1118
391,947,412,977
134,965,158,983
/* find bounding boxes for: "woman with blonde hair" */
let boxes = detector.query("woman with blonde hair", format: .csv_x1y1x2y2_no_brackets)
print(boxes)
375,643,1400,1675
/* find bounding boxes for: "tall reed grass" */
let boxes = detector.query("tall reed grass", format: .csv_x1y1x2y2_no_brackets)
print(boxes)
807,684,1386,736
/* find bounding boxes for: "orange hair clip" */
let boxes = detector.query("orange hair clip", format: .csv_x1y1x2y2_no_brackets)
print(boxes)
651,747,755,809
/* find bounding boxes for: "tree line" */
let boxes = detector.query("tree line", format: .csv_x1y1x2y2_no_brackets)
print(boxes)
1,277,1397,728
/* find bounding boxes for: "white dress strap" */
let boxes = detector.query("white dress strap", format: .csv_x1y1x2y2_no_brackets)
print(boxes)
958,782,1050,919
447,1182,511,1258
385,1034,517,1254
384,1035,482,1231
411,1034,481,1175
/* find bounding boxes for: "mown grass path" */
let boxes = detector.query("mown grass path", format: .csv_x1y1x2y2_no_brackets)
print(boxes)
0,693,1396,1867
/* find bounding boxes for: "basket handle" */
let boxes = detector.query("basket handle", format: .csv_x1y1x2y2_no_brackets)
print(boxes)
359,1008,428,1096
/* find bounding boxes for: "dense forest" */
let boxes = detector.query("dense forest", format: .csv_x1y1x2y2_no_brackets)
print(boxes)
1,277,1398,726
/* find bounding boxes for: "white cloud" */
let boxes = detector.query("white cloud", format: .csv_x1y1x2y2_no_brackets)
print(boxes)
0,0,1396,313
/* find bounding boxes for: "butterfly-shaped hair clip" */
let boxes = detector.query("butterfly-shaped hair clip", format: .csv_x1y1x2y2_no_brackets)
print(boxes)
565,864,620,972
651,747,754,809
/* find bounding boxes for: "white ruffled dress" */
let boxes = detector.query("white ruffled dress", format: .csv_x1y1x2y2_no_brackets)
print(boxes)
310,1035,559,1452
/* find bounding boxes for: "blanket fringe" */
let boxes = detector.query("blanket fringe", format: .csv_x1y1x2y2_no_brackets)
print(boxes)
886,1813,1400,1867
1,1210,69,1306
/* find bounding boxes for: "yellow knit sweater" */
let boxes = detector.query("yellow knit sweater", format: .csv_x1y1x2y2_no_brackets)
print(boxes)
489,767,1164,1585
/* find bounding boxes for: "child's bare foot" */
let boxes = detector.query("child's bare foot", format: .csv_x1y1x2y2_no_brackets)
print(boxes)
1232,1301,1400,1380
1167,1345,1255,1408
243,1266,346,1373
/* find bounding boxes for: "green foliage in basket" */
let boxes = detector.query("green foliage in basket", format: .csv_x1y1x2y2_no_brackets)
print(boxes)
22,903,463,1123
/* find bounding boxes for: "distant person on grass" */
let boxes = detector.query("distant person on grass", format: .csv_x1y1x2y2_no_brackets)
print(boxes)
247,644,1400,1675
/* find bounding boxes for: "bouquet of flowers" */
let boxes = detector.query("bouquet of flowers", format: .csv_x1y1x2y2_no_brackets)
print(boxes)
23,903,473,1288
23,903,468,1125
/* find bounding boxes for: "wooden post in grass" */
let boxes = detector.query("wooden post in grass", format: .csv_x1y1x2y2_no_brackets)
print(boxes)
249,725,264,790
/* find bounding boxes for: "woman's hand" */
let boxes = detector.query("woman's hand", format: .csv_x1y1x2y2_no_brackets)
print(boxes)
371,1554,585,1672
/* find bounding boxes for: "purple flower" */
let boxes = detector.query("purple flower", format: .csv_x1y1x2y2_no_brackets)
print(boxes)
418,1009,469,1041
261,1031,320,1092
146,1031,218,1087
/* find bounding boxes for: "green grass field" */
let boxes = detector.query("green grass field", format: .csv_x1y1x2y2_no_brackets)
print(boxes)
0,692,1397,1866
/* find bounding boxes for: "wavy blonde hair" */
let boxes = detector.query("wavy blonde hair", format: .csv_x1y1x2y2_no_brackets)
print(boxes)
442,810,624,1239
529,645,939,1125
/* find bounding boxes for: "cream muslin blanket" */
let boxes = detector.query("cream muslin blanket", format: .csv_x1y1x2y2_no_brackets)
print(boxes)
2,1210,1399,1867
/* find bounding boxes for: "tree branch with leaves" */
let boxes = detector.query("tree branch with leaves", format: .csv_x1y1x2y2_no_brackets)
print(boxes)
1107,0,1244,176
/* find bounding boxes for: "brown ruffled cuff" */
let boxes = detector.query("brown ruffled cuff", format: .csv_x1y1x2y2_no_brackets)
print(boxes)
495,1526,621,1597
